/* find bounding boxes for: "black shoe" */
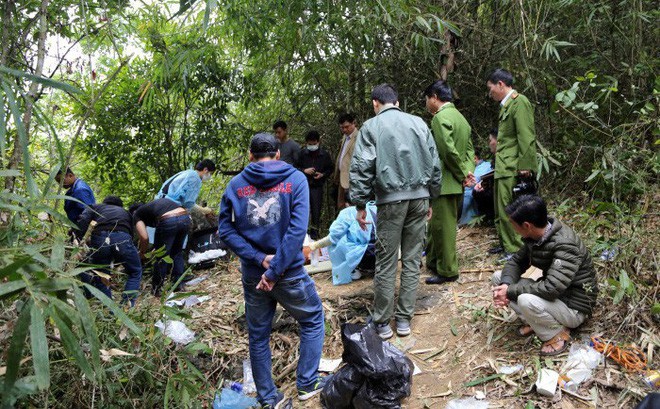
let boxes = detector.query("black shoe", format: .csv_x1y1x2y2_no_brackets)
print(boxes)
488,246,504,254
425,275,459,285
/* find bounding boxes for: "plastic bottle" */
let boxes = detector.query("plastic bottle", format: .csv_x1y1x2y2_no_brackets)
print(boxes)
224,380,243,393
310,248,319,266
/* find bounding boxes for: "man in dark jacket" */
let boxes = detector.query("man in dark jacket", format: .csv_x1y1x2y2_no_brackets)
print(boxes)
492,195,597,356
295,130,334,239
218,133,325,408
76,196,142,304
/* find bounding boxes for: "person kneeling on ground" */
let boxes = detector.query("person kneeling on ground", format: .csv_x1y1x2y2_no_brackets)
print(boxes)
491,194,597,356
218,133,326,408
303,202,377,285
76,196,142,305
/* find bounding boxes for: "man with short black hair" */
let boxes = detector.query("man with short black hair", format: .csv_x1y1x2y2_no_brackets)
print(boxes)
273,120,301,165
350,83,442,339
55,167,96,228
423,80,475,285
334,112,359,208
219,133,325,408
491,195,597,356
295,130,334,239
77,195,142,304
486,69,537,260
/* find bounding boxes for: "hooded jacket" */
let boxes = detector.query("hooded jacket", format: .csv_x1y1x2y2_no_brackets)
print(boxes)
218,160,309,283
500,218,598,315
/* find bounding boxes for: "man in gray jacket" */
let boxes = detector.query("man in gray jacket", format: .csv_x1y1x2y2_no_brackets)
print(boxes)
350,83,442,339
492,195,597,355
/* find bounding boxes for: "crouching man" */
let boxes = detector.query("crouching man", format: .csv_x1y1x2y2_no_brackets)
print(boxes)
492,195,597,356
218,133,325,408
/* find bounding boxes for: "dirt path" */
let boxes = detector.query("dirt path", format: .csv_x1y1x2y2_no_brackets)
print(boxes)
189,226,648,408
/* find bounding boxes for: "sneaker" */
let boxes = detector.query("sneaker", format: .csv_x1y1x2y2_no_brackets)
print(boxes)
298,376,330,401
373,321,393,340
396,320,411,336
351,270,362,280
262,392,289,409
425,275,458,285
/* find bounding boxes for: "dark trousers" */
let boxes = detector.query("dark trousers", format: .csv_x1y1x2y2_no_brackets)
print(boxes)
83,231,143,304
309,185,324,239
153,215,191,291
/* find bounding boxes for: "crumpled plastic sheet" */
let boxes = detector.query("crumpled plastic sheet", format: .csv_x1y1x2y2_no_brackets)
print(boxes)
155,320,195,345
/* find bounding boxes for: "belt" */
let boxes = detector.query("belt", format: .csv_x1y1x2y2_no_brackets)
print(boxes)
158,210,188,222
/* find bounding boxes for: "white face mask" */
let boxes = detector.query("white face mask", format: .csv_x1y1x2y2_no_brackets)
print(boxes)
201,173,213,182
307,144,319,151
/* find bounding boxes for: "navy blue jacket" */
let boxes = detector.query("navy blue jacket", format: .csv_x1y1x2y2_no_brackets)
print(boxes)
218,160,309,283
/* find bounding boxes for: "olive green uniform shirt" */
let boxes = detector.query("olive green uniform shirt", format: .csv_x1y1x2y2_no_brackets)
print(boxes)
495,92,537,179
430,102,475,194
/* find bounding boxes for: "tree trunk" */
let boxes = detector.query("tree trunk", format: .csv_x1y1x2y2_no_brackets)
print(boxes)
5,0,50,192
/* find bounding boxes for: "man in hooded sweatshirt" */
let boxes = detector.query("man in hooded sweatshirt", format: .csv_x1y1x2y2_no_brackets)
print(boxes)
218,133,325,408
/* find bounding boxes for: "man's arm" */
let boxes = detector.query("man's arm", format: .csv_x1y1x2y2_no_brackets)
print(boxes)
263,179,309,283
507,244,580,301
514,98,537,173
217,191,267,267
425,126,443,198
499,244,530,285
75,206,95,241
348,128,376,208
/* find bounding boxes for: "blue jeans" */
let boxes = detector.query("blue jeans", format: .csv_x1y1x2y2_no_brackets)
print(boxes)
83,231,143,304
153,215,191,291
242,274,325,406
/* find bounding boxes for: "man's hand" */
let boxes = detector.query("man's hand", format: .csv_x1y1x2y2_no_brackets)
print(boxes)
492,284,510,308
474,182,483,192
261,254,274,269
256,273,275,292
463,172,477,187
313,172,324,180
356,209,371,231
302,246,311,262
427,207,433,221
518,170,532,178
304,167,316,175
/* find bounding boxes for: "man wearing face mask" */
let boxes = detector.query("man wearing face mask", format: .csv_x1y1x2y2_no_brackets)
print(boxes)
295,130,334,239
156,159,216,214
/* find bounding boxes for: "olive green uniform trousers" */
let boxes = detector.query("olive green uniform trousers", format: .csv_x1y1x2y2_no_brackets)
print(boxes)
494,177,523,253
426,194,462,277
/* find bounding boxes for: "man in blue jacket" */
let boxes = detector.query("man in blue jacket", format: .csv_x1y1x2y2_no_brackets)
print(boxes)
56,167,96,235
218,133,325,408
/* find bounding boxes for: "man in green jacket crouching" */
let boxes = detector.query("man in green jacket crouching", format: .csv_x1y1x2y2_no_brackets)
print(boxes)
492,195,597,356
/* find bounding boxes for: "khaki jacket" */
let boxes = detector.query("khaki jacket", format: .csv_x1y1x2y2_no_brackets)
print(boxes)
334,128,359,189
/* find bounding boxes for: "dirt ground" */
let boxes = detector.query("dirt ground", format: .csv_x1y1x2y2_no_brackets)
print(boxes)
184,225,656,408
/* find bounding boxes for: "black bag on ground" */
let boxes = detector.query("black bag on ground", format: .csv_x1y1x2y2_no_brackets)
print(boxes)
320,364,364,409
327,323,413,408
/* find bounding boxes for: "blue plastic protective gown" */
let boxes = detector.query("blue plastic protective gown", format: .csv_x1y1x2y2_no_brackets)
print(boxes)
459,160,493,225
328,203,377,285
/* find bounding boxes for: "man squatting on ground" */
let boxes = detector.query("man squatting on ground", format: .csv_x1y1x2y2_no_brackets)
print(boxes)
218,133,325,408
492,195,598,356
350,83,442,340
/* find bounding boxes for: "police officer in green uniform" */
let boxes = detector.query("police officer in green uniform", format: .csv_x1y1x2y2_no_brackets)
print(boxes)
424,80,476,284
486,69,537,258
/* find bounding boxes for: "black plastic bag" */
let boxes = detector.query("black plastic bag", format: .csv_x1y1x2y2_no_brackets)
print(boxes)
339,323,413,407
320,364,365,409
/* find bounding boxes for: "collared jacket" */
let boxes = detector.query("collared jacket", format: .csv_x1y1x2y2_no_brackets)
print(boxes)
431,102,475,195
500,218,598,315
495,92,537,179
75,203,134,241
157,169,201,210
64,178,96,224
334,128,359,190
349,106,442,207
